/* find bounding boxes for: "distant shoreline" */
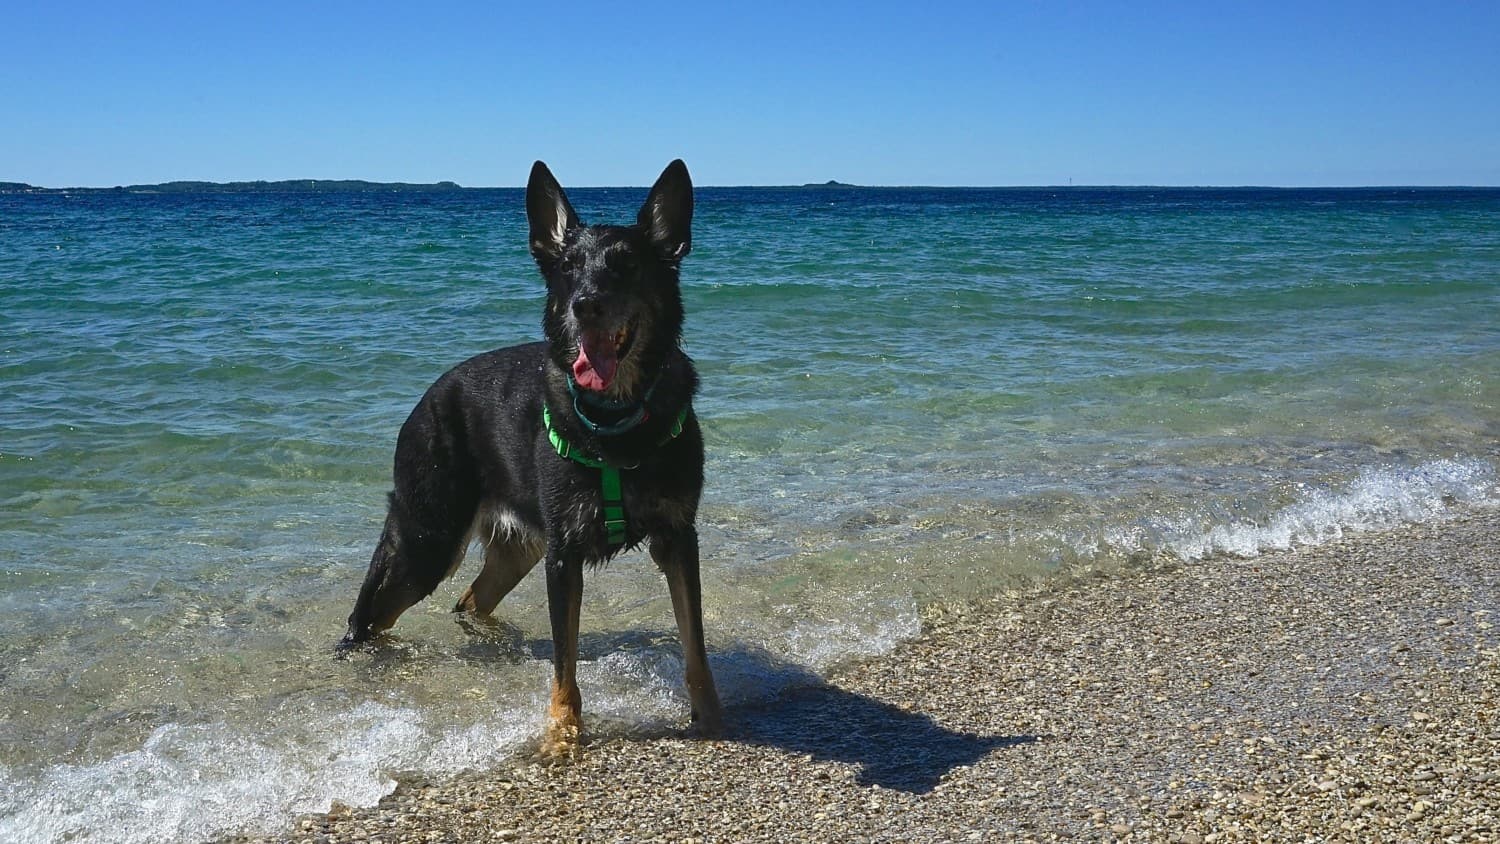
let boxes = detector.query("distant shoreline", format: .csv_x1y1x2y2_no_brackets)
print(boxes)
0,179,466,195
5,180,1498,195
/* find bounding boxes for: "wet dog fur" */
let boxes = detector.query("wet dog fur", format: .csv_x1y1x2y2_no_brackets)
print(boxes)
339,160,722,757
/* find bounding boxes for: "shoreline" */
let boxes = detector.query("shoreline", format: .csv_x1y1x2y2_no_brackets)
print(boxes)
247,510,1498,842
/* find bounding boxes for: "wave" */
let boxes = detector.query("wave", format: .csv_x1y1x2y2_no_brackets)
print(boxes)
1094,457,1497,562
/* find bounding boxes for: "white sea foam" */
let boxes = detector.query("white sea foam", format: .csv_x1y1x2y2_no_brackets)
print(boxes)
1101,458,1497,562
0,701,535,844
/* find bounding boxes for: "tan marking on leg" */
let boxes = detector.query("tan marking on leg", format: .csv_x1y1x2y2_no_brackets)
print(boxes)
453,539,543,616
539,677,583,760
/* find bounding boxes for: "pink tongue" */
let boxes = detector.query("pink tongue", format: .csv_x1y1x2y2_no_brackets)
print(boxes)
572,336,618,392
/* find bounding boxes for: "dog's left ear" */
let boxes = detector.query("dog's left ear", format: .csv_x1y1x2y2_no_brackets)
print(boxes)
637,160,693,261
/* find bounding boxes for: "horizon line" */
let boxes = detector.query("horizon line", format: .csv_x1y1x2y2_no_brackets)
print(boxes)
5,178,1499,192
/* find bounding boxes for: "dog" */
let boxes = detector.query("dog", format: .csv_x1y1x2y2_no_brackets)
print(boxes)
339,160,722,758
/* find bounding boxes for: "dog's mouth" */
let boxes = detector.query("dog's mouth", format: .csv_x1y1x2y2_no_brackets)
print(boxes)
572,323,635,392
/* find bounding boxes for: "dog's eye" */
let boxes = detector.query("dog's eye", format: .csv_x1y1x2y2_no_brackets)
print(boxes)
610,254,637,277
557,255,575,273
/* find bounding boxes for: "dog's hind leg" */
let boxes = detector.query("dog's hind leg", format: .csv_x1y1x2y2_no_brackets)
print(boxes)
339,508,469,649
453,537,543,616
651,527,724,734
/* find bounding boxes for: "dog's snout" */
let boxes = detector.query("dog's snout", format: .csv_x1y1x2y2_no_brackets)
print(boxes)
571,294,605,324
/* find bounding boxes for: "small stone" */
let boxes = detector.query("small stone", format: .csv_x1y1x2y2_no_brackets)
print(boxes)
1110,823,1132,836
1413,770,1437,782
1435,617,1455,627
1315,780,1338,792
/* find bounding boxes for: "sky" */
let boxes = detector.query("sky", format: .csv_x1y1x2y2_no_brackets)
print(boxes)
4,1,1498,187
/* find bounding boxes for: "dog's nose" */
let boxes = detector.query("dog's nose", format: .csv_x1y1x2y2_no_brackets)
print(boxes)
571,295,604,323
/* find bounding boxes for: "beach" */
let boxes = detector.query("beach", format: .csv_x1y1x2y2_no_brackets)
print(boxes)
247,508,1498,843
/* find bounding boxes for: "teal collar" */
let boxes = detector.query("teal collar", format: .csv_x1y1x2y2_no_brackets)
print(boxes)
542,403,689,550
566,372,661,436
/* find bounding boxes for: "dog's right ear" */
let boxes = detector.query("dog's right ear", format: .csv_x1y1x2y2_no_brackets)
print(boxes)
527,161,579,261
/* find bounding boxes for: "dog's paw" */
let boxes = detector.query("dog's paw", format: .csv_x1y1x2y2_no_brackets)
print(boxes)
690,707,725,738
334,633,367,657
537,720,582,762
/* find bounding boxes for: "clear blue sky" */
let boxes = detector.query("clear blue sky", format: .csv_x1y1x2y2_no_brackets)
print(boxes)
5,1,1497,187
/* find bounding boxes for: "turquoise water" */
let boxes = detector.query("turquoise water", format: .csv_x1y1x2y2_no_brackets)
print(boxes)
2,187,1498,841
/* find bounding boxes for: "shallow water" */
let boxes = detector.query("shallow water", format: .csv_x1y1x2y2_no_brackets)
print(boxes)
2,186,1498,842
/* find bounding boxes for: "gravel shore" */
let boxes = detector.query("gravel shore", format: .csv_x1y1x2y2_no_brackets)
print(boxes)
249,509,1498,843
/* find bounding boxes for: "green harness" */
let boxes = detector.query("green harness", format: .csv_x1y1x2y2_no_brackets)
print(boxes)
543,403,689,550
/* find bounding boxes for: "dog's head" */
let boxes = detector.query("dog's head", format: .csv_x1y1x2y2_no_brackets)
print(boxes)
527,160,692,400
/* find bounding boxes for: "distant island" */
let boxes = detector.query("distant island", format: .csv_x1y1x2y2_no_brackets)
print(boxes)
0,179,463,195
802,180,861,188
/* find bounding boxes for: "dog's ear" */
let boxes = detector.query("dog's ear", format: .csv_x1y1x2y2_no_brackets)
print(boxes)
527,161,579,261
636,159,693,261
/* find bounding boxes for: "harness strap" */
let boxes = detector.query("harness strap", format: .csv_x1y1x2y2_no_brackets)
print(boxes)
543,403,689,551
599,466,626,548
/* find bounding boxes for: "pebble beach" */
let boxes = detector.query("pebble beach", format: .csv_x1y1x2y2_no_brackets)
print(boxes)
243,507,1499,843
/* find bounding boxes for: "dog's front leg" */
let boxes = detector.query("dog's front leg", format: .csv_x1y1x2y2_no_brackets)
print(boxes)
540,551,584,759
651,528,724,735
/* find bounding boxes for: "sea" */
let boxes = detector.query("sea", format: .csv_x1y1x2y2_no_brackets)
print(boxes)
2,185,1497,842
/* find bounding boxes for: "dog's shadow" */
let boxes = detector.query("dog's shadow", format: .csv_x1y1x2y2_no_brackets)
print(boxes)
713,645,1036,793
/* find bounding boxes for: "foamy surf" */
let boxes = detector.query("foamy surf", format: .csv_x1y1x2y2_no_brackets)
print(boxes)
0,701,541,844
1094,458,1498,563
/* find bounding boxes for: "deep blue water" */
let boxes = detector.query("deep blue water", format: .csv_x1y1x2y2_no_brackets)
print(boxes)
2,186,1498,842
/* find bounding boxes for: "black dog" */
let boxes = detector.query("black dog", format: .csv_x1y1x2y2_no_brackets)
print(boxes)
340,160,722,757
